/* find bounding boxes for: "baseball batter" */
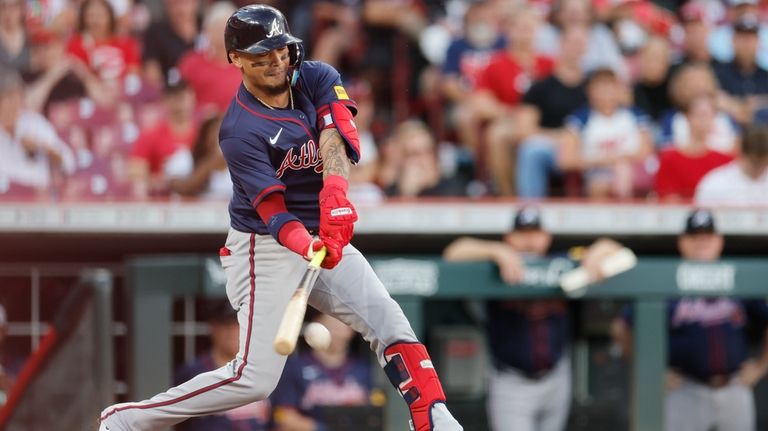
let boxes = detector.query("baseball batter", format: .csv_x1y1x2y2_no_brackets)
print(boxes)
99,5,463,431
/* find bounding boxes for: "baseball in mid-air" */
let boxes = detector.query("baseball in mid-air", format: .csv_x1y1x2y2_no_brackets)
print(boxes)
304,322,331,350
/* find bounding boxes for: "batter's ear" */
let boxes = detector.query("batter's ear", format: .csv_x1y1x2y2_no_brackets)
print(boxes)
229,51,241,67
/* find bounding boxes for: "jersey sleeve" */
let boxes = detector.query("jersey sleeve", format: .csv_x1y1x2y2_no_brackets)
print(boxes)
304,62,361,163
219,136,286,208
303,62,357,115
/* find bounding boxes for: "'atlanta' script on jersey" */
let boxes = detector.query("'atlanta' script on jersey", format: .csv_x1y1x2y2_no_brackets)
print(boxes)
276,139,322,178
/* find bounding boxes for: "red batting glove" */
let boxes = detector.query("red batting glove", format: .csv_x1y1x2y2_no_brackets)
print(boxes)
319,175,358,247
320,234,344,269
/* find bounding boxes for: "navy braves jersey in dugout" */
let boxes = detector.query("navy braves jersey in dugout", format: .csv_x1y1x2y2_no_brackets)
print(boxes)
486,299,569,375
622,298,768,381
271,351,373,421
219,61,358,234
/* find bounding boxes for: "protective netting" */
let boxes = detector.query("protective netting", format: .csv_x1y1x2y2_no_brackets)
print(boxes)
0,284,100,431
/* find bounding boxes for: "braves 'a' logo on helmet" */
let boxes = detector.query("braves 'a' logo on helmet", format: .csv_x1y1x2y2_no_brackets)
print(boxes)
266,18,283,38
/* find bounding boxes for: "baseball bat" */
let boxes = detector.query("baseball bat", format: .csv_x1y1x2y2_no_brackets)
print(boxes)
273,247,327,356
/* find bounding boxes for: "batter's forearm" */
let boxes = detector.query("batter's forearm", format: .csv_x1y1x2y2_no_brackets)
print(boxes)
319,128,351,180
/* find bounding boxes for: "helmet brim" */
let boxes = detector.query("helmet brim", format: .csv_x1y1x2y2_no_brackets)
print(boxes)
236,34,303,56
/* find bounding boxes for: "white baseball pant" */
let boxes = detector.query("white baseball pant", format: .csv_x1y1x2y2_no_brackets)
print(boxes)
100,228,418,430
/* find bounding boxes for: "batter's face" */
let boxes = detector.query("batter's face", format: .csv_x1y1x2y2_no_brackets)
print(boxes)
230,46,291,97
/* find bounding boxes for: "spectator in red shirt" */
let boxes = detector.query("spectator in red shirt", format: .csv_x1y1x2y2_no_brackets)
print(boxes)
465,6,555,195
655,94,734,201
66,0,141,83
473,8,555,111
177,1,241,116
127,78,197,198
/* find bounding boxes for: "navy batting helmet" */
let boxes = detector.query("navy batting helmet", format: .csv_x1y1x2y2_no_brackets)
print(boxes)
224,5,304,85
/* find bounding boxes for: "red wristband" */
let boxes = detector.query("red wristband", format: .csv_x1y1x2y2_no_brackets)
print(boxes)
279,221,313,256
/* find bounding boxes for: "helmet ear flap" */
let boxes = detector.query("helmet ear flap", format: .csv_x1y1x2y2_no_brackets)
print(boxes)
288,43,304,86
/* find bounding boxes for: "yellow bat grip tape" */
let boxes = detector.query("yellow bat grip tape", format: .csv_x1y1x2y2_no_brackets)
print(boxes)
309,246,327,269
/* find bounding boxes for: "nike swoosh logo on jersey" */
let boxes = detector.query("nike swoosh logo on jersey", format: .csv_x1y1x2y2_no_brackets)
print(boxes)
269,128,283,146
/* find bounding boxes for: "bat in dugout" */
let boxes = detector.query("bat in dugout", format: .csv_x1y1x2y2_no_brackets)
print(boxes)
559,246,637,298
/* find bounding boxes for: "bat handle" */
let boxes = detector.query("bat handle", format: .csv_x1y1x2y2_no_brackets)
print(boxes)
308,246,327,269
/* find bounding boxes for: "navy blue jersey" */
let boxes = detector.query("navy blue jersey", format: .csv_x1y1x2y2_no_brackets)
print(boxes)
486,299,569,375
219,61,358,234
271,350,372,423
622,298,768,381
174,353,272,431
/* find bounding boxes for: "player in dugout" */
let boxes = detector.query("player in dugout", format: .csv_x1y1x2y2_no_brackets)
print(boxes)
443,206,627,431
98,4,463,431
612,208,768,431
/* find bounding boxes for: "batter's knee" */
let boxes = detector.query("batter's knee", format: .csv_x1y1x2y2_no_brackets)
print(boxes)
228,377,276,404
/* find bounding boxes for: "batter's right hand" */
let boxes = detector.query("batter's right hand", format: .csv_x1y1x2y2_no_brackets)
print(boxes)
320,235,344,269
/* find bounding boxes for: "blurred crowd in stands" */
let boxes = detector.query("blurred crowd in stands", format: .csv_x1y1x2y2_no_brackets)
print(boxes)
1,0,767,204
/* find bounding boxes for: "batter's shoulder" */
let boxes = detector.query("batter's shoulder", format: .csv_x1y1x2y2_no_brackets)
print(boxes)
298,61,340,80
296,61,343,91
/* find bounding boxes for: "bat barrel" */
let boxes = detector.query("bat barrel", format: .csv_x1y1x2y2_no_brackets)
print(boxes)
273,265,322,355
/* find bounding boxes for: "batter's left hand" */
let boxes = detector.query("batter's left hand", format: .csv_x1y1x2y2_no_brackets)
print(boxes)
319,176,358,246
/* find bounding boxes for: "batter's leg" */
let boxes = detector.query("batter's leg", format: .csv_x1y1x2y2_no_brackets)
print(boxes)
100,232,307,431
308,244,463,431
